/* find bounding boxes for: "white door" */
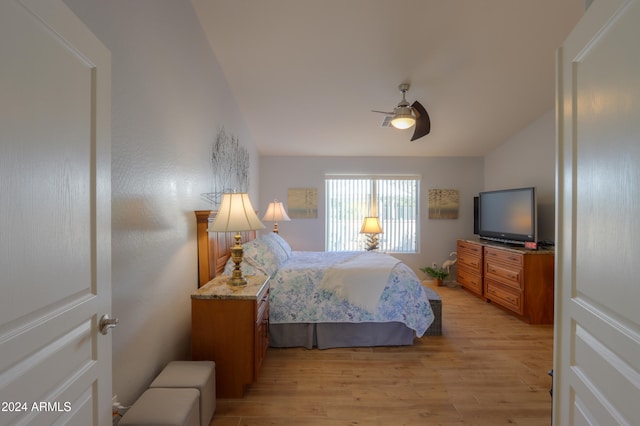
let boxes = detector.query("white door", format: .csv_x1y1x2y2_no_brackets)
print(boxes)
0,0,112,425
555,0,640,424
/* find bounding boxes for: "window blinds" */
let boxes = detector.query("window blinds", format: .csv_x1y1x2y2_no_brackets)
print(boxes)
325,176,419,252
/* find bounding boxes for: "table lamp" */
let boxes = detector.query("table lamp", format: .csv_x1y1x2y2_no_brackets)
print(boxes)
262,199,291,233
360,216,383,251
208,192,265,286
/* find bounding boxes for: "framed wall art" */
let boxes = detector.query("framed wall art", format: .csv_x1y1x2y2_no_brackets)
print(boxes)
287,188,318,219
428,189,459,219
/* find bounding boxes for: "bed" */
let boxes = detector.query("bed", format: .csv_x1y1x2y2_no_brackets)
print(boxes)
195,210,437,349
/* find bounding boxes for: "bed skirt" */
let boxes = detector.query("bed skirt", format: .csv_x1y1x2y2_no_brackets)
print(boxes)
269,287,443,349
269,322,416,349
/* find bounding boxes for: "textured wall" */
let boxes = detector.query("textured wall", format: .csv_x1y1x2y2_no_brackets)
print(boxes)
65,0,259,405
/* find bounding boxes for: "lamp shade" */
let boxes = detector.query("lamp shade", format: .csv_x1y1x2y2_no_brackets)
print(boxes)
360,216,383,234
209,192,265,232
391,106,416,129
262,200,291,222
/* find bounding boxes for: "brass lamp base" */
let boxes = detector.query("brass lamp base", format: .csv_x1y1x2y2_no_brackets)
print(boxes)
228,232,247,287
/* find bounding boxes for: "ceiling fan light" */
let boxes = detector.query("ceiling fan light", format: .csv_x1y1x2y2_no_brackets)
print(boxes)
391,109,415,129
391,116,415,129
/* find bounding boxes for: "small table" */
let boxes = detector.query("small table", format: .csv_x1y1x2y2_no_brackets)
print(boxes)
191,274,270,398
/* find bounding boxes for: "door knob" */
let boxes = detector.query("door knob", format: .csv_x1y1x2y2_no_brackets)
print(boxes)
99,314,119,335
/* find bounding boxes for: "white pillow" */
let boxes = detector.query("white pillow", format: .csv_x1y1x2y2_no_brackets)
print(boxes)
263,232,292,257
241,237,282,276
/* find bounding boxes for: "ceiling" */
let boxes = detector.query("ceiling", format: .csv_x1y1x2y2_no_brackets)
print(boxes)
192,0,584,157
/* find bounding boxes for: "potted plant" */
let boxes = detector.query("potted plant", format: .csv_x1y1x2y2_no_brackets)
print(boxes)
420,265,449,287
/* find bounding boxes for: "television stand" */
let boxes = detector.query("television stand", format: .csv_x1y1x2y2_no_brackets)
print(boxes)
456,239,554,324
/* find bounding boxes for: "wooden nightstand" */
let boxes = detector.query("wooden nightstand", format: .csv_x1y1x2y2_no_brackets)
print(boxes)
191,274,270,398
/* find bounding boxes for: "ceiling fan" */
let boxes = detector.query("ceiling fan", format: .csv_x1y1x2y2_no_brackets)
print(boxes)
372,83,430,141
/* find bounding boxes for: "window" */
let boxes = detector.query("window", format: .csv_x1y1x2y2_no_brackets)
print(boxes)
325,175,420,253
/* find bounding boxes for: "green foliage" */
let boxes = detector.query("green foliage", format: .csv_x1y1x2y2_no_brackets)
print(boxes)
420,266,449,280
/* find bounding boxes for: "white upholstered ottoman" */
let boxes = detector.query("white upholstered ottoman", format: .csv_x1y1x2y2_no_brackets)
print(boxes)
118,387,199,426
149,360,216,426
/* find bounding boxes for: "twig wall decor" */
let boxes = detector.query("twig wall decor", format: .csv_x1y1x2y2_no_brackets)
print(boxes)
202,128,250,207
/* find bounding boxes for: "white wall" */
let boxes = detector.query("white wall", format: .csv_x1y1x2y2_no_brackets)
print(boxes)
259,156,484,274
64,0,259,405
484,109,556,242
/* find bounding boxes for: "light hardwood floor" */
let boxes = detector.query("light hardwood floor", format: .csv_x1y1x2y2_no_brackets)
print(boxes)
210,282,554,425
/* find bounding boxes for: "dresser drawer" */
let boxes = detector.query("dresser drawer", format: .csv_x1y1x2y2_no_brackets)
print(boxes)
457,268,483,296
458,251,483,273
458,243,482,275
484,246,523,267
485,279,523,315
457,240,483,256
255,283,270,379
485,260,522,290
257,285,270,323
254,307,269,377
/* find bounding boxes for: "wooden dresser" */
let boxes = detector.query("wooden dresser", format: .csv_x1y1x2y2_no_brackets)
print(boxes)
191,274,270,398
457,239,554,324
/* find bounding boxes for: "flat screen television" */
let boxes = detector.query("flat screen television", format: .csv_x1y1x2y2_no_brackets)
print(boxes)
477,187,537,245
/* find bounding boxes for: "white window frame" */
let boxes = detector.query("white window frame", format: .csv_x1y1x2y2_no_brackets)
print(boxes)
325,174,420,253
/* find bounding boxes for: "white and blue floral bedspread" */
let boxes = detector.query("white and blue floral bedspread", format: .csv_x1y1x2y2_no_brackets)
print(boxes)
269,251,434,337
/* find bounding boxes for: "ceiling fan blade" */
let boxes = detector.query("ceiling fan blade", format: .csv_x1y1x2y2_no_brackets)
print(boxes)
410,100,430,141
371,110,394,115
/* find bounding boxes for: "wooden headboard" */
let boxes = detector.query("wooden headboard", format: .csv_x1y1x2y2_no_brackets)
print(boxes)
194,210,257,287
